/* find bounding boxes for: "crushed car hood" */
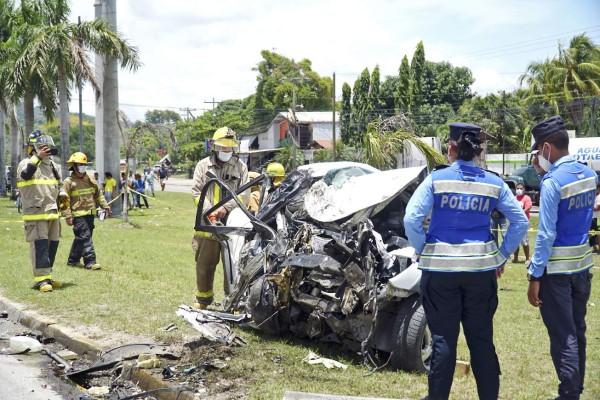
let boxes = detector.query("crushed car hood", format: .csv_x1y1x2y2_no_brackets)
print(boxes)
304,166,427,222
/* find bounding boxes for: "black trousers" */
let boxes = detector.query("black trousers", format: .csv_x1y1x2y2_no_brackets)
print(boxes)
539,271,592,400
420,270,500,400
68,215,96,268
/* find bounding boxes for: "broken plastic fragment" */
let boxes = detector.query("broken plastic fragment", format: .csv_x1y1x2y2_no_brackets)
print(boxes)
302,351,348,370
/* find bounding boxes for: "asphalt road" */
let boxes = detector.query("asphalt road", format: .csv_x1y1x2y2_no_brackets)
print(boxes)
161,176,192,194
0,317,85,400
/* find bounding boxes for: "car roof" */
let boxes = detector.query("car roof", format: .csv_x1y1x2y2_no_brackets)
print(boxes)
297,162,379,178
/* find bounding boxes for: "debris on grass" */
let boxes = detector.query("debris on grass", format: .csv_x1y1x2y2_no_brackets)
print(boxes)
302,351,348,370
176,305,247,346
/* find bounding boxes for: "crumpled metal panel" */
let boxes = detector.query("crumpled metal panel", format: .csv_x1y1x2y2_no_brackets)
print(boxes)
304,167,426,222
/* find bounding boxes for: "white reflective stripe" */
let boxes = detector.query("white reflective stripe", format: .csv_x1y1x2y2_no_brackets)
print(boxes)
433,180,502,198
549,243,591,259
560,177,596,199
423,241,498,256
419,252,506,271
548,253,593,274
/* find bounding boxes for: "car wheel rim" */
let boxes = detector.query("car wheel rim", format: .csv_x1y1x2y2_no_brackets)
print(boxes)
421,325,432,368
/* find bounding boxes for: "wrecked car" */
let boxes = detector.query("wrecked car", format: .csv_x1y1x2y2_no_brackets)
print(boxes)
194,162,431,372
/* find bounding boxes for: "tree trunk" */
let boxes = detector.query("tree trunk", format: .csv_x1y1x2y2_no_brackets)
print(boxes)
9,102,20,200
0,103,6,197
24,90,35,135
58,65,70,179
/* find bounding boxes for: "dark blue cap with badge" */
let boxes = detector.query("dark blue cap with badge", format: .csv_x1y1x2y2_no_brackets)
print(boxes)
530,115,565,151
449,122,481,142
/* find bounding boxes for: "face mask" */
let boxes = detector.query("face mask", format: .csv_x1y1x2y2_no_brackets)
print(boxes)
217,151,233,163
76,165,86,174
537,144,552,172
516,189,523,196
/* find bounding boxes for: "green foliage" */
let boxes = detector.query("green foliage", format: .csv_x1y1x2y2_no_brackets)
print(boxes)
251,50,333,131
520,34,600,135
396,55,411,113
42,116,96,163
340,83,352,144
145,109,181,125
313,142,361,163
410,41,426,110
421,61,474,110
351,68,371,142
368,65,386,115
273,145,304,171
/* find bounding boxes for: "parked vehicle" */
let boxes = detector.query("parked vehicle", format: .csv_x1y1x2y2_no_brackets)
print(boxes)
504,137,600,205
195,162,431,372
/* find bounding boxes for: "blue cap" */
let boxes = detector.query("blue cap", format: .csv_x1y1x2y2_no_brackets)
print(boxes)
530,115,566,151
449,122,481,142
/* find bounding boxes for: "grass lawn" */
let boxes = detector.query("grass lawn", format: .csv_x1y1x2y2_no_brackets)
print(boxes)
0,193,598,400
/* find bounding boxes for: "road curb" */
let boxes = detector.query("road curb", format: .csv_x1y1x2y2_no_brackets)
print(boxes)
0,294,195,400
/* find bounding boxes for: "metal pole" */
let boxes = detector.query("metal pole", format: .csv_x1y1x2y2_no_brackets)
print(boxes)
501,91,506,176
78,16,83,152
332,72,336,161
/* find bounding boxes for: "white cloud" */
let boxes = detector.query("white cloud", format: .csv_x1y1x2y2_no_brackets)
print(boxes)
68,0,600,121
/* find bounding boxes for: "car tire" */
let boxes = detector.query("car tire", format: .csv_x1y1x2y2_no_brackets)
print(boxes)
389,294,432,373
246,276,289,335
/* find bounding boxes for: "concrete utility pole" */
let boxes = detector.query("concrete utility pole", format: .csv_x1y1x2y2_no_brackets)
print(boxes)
179,107,196,122
94,0,121,215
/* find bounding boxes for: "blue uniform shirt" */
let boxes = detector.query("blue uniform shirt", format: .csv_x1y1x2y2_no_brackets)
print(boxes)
405,160,529,261
529,155,598,278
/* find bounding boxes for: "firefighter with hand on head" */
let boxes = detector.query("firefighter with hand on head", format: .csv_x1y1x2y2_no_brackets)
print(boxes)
62,152,111,270
527,115,596,400
191,127,248,310
17,130,67,292
404,122,529,400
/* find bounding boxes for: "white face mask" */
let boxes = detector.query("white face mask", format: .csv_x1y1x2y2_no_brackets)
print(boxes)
516,189,523,196
537,144,552,172
217,151,233,163
76,165,86,174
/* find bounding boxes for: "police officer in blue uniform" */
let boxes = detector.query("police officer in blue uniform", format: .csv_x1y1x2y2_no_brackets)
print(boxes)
404,122,529,400
527,116,595,400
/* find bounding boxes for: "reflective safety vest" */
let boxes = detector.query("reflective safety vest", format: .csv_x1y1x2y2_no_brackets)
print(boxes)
544,159,596,275
419,163,506,272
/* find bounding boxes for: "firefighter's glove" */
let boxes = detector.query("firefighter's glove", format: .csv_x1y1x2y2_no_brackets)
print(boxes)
57,193,70,211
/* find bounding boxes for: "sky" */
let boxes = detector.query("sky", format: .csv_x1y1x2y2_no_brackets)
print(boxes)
69,0,600,122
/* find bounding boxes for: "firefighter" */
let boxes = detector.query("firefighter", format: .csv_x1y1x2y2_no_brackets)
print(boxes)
246,171,262,214
191,127,248,309
62,152,111,270
266,162,285,193
404,122,529,400
527,116,596,400
17,130,67,292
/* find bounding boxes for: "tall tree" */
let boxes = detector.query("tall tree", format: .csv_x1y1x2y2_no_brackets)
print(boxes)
421,61,474,110
410,41,425,111
396,55,411,113
14,0,140,177
368,65,385,119
145,109,182,125
351,67,370,142
340,83,352,144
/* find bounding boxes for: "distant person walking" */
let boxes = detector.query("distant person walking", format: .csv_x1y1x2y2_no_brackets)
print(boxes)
145,168,156,197
158,163,168,191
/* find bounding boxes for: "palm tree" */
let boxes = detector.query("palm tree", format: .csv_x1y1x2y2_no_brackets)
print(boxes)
362,115,446,171
551,34,600,134
520,34,600,135
14,0,140,177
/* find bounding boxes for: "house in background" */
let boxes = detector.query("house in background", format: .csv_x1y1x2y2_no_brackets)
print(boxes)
239,110,340,170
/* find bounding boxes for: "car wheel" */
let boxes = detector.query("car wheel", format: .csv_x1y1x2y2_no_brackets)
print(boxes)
389,294,432,373
246,276,289,335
